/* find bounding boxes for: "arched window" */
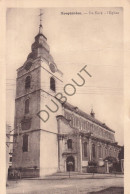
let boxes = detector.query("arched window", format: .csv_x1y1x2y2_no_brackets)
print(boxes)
70,115,74,127
92,144,96,158
109,148,111,156
23,135,28,152
102,147,105,158
25,76,31,89
50,77,56,92
105,148,108,157
109,148,112,156
25,99,29,114
98,145,102,158
67,139,72,149
84,142,88,157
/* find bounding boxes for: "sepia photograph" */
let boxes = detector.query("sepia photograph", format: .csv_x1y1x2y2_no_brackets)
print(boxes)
6,7,124,194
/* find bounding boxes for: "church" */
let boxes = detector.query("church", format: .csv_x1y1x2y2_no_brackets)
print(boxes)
11,15,121,177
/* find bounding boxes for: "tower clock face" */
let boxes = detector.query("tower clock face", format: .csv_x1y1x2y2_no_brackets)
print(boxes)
25,61,32,71
49,63,56,73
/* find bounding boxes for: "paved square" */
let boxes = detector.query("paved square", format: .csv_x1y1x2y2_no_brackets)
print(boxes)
7,174,124,194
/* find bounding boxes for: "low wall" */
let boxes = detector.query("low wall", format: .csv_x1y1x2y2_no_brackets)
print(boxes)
97,166,106,173
8,168,39,179
87,166,97,173
82,167,87,173
87,166,106,173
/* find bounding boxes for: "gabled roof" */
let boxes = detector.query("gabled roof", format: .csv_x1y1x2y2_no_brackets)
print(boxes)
62,102,115,133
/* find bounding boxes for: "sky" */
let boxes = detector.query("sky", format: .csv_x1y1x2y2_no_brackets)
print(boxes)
6,7,124,145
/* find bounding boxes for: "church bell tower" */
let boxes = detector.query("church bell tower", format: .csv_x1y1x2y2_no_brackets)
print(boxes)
12,10,63,177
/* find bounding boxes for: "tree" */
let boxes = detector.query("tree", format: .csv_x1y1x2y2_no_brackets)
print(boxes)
118,146,124,160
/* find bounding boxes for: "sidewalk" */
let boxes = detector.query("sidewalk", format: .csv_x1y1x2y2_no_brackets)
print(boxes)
24,172,124,180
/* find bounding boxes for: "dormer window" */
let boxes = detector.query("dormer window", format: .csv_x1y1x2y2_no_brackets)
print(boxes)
25,76,31,89
50,77,56,92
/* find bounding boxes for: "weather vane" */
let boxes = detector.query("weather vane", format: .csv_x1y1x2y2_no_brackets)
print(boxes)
39,9,43,33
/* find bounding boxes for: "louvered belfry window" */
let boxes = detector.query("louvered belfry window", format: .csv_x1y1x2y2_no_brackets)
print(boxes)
50,77,55,91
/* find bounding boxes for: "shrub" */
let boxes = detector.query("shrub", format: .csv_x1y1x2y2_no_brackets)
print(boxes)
88,161,97,166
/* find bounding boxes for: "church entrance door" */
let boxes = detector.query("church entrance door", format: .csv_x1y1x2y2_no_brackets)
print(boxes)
66,156,75,171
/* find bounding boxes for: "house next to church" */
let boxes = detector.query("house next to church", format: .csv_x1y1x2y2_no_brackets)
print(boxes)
11,16,121,177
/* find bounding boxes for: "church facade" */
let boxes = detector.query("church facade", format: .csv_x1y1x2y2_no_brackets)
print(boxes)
12,20,121,177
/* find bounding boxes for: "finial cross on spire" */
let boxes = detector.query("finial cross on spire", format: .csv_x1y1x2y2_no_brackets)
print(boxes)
39,9,43,25
38,9,43,34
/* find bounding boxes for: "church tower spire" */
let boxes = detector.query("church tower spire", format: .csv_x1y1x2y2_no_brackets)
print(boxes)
12,10,63,178
27,9,51,62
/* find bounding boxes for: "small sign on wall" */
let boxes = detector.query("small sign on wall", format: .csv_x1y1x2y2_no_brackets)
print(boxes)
82,161,88,166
